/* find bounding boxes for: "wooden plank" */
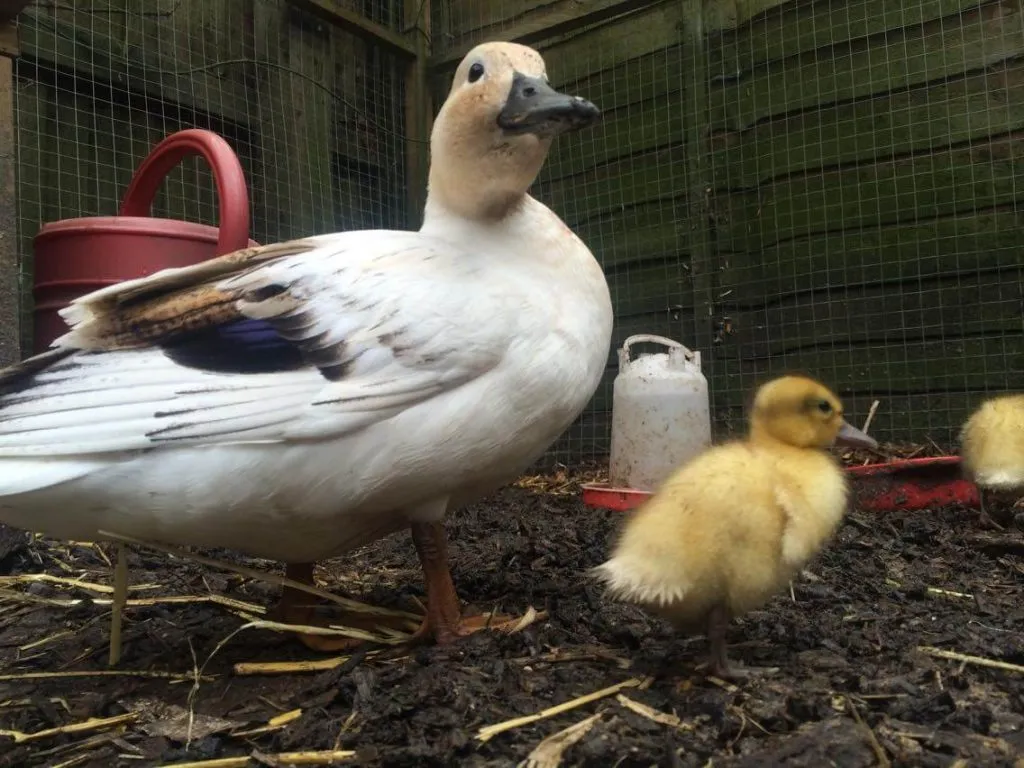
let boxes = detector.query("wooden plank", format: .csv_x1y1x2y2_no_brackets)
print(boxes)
709,0,979,76
536,0,685,84
605,260,696,319
17,8,254,128
437,0,565,41
681,0,715,370
718,206,1020,291
288,0,417,58
712,133,1024,253
710,58,1024,189
708,333,1024,391
430,0,666,68
404,0,431,229
250,3,340,241
0,53,16,362
708,0,1024,132
0,0,29,23
0,19,17,57
570,196,689,269
718,275,1023,359
715,210,1024,302
542,89,685,183
541,144,687,225
703,0,799,34
549,43,684,128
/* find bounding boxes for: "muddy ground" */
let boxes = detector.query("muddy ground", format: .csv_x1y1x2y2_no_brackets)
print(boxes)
0,482,1022,767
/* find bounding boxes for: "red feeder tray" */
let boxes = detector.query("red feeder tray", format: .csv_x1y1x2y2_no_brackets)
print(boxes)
582,456,979,513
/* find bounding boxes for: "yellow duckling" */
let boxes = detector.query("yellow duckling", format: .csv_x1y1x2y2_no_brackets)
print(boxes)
960,393,1024,524
593,375,877,679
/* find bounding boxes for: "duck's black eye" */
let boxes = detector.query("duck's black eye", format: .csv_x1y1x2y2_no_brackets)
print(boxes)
817,399,833,414
468,62,485,83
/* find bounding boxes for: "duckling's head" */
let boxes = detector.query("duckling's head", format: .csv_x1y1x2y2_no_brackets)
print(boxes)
749,376,878,450
427,42,600,221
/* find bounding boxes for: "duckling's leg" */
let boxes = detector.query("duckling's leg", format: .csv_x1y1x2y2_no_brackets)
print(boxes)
705,604,735,678
705,604,777,680
408,521,525,644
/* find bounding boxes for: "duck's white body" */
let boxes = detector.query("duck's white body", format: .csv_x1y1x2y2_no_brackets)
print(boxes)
0,195,612,562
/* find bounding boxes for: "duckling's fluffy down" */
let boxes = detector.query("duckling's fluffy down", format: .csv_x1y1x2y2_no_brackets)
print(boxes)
960,394,1024,489
593,440,850,631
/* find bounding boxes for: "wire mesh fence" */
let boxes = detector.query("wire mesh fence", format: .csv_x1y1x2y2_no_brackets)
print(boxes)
8,0,1022,467
700,0,1024,452
432,0,1023,465
14,0,409,351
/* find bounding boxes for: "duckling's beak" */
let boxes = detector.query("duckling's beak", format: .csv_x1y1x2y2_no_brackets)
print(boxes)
497,72,600,136
835,420,878,449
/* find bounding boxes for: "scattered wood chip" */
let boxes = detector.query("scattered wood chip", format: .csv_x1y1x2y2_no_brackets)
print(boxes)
917,646,1024,675
476,677,650,742
615,695,692,730
129,697,243,743
517,712,603,768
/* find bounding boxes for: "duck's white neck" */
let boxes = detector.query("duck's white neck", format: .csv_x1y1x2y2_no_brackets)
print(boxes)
420,191,554,244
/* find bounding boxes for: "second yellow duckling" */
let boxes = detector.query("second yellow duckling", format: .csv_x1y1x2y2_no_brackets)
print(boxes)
960,393,1024,524
593,375,877,679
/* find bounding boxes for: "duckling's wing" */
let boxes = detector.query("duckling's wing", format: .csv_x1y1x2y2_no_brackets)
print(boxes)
0,231,510,463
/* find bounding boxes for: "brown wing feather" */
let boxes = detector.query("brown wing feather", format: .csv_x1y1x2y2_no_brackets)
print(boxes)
58,239,319,350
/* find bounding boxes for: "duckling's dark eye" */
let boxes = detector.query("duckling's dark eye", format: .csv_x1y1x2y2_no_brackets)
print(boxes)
817,399,833,414
468,62,485,83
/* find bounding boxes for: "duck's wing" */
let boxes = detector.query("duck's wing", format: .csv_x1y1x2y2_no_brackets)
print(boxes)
0,231,512,463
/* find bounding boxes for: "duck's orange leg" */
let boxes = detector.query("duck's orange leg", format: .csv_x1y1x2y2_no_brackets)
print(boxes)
407,521,525,644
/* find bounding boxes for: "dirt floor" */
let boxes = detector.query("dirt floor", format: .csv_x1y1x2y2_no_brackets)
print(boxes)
1,476,1022,767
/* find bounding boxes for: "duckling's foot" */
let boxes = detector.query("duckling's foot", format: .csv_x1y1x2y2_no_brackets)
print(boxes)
410,521,529,645
704,604,777,681
273,562,419,652
707,659,779,681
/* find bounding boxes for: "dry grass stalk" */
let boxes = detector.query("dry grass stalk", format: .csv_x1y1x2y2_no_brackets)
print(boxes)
615,695,691,730
0,669,212,683
918,646,1024,674
154,750,357,767
847,697,892,768
0,712,137,744
476,677,650,742
233,656,357,675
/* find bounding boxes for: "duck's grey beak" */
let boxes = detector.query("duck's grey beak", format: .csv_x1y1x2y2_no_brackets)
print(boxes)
497,71,600,136
835,420,878,449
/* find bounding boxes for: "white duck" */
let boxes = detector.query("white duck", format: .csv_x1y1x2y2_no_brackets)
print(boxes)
0,42,611,650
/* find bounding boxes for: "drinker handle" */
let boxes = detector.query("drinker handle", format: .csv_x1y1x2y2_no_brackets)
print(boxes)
620,334,697,365
119,128,251,256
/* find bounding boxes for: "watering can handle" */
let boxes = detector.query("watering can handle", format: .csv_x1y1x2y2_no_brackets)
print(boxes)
118,128,251,256
620,334,697,365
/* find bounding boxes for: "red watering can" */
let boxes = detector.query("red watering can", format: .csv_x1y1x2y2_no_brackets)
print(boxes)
31,128,259,354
